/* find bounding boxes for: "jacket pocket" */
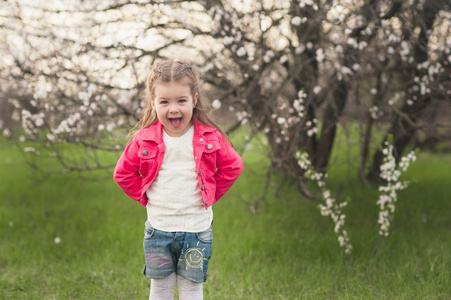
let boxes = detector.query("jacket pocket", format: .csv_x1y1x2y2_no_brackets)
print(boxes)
138,142,158,160
200,139,221,169
138,141,158,180
202,140,221,154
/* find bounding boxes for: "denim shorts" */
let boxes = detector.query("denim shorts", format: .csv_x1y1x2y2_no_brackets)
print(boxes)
142,221,213,283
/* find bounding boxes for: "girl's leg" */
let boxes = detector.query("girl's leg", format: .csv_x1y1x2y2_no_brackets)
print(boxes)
149,272,177,300
176,274,203,300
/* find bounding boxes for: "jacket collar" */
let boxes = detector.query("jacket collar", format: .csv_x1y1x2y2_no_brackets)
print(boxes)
139,121,163,142
193,119,215,136
140,119,214,141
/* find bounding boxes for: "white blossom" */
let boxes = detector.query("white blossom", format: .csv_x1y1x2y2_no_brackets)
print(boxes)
236,47,246,57
400,41,410,58
106,122,115,132
35,117,44,127
293,99,304,114
211,99,222,109
236,111,248,124
295,45,305,54
377,142,416,237
311,86,321,94
223,36,234,45
235,31,242,42
106,107,117,116
11,110,20,122
363,26,373,35
291,16,302,26
277,117,286,125
263,50,275,63
33,86,48,100
280,55,288,64
388,93,402,106
347,37,358,48
316,48,325,62
352,63,361,71
299,0,314,8
297,90,307,98
296,151,352,254
340,66,353,76
78,91,91,105
47,134,56,142
358,41,368,50
307,127,317,136
370,106,380,119
3,128,11,137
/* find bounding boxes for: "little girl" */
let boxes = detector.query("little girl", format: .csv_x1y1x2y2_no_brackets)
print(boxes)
113,59,243,300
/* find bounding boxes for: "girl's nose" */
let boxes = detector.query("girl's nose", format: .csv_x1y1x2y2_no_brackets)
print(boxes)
168,103,179,113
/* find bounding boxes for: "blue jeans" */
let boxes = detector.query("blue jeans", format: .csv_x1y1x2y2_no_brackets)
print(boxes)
142,221,213,283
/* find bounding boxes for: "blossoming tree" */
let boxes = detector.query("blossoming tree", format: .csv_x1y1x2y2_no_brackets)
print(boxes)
0,0,449,184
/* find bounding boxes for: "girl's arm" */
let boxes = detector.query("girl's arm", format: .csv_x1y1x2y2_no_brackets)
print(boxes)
113,138,143,202
213,139,243,202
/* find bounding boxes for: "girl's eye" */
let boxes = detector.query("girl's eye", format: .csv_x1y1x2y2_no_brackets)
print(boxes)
160,100,168,104
178,99,186,103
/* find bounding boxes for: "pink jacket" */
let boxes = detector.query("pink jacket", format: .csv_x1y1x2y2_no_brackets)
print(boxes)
113,121,243,209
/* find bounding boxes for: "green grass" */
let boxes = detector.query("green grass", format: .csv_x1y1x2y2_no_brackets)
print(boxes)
1,134,450,299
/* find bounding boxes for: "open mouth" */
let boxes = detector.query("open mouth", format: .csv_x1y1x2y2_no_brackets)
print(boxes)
169,118,182,127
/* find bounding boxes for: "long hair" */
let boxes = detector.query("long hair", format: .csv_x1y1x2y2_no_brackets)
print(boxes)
128,59,230,143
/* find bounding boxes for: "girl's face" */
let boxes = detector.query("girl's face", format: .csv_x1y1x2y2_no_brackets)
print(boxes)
152,80,198,137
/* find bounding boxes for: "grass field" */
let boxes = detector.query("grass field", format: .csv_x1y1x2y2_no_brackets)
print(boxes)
1,133,450,299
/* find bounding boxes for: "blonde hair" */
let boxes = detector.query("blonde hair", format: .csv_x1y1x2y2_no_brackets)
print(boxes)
128,59,229,143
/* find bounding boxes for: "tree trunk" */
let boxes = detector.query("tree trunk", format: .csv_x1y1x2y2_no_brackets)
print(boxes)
314,79,348,171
